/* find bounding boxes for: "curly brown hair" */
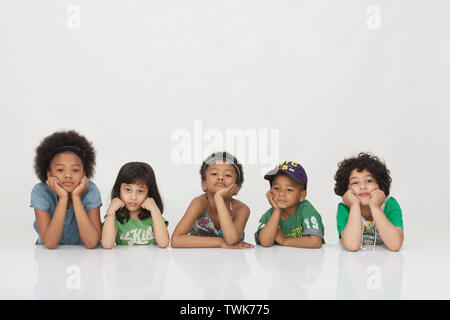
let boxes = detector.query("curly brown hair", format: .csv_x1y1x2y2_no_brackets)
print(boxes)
334,152,391,196
34,130,96,182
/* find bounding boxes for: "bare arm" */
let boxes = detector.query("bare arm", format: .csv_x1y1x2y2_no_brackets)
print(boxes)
171,197,253,249
340,204,363,251
101,215,116,249
370,205,404,251
34,197,68,249
143,198,169,248
101,213,117,250
71,177,101,249
276,228,323,248
101,198,124,249
72,197,101,249
340,190,363,252
35,177,71,249
369,190,404,251
172,234,227,248
214,193,249,245
171,197,224,248
257,209,282,247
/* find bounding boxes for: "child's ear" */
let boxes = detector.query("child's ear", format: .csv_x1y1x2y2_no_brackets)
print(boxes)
201,180,207,192
47,170,52,179
299,189,307,201
233,184,241,196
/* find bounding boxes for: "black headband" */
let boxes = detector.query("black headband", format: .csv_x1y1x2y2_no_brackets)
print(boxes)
52,145,86,160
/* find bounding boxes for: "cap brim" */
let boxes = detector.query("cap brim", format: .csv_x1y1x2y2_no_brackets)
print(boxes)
264,167,281,181
264,168,307,186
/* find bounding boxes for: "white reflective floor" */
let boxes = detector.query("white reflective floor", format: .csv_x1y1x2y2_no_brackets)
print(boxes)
1,244,449,299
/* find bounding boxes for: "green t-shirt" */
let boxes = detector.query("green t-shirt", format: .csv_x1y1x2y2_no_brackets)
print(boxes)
255,199,325,245
115,216,169,246
336,196,403,246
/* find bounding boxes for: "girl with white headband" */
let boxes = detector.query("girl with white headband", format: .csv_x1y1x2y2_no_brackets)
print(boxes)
171,152,254,249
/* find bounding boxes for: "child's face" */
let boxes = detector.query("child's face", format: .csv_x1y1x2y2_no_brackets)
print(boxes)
202,160,239,194
271,173,306,210
348,169,380,206
120,182,149,214
47,152,84,194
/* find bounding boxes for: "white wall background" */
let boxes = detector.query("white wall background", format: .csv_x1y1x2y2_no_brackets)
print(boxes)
0,0,448,245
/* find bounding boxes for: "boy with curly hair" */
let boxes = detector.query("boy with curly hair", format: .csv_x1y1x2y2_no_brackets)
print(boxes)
30,130,102,249
334,153,404,252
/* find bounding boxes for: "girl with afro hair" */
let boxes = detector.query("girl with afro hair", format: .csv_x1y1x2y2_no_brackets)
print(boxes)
334,152,404,252
30,130,102,249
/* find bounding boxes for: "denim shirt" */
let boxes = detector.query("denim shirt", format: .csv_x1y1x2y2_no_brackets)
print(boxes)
30,181,102,245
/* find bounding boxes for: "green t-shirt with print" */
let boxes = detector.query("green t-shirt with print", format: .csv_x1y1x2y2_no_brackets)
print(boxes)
115,215,169,246
255,199,325,244
336,196,403,246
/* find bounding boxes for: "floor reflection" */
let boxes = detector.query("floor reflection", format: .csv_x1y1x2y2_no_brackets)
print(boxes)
34,245,170,299
170,249,251,299
32,244,405,299
254,246,325,299
101,246,170,299
34,245,105,299
337,246,404,299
